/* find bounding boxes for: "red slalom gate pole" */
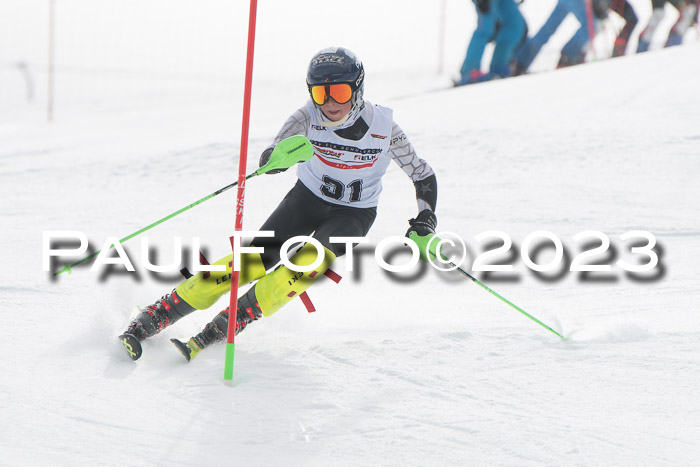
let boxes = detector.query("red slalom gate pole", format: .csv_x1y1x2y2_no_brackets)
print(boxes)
584,0,598,61
224,0,258,384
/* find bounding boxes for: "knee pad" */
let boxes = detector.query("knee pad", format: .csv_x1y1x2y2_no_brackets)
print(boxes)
176,252,266,310
255,243,336,317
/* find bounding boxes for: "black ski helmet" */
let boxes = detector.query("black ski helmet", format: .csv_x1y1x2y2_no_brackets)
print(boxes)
306,47,365,123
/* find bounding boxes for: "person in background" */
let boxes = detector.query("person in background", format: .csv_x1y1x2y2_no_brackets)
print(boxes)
637,0,699,52
665,0,698,47
594,0,639,57
513,0,594,74
455,0,527,85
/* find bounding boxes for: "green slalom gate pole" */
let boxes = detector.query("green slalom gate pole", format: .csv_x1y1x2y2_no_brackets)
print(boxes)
409,232,565,340
52,135,315,277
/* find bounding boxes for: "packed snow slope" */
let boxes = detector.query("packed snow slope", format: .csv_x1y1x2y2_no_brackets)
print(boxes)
1,2,700,466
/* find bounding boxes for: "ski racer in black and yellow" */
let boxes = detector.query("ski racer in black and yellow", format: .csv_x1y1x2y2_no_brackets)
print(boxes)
119,47,439,361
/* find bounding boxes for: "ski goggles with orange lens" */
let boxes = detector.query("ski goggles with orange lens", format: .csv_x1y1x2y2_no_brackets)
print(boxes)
309,83,353,105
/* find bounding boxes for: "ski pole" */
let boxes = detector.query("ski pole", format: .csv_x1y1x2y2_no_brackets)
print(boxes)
409,232,565,340
449,261,565,340
54,135,315,276
52,175,256,276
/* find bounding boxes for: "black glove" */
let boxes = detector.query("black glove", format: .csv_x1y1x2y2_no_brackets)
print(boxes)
406,209,437,237
258,146,287,175
476,0,490,14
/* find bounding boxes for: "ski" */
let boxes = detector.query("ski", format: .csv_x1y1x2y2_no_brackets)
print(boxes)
119,333,142,361
170,338,193,362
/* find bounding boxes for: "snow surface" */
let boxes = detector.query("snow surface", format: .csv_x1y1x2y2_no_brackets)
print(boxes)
1,1,699,465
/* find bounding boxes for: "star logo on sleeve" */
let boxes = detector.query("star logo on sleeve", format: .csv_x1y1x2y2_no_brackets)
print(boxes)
417,182,432,195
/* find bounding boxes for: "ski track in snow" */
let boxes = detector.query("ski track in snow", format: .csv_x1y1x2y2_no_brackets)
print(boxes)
1,1,700,465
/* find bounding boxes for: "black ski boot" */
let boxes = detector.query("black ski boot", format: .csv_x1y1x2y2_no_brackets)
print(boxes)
119,289,195,360
171,286,262,362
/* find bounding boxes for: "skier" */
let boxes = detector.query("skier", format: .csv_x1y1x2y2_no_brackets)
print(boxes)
119,47,439,361
637,0,699,52
455,0,527,86
597,0,639,57
513,0,595,74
